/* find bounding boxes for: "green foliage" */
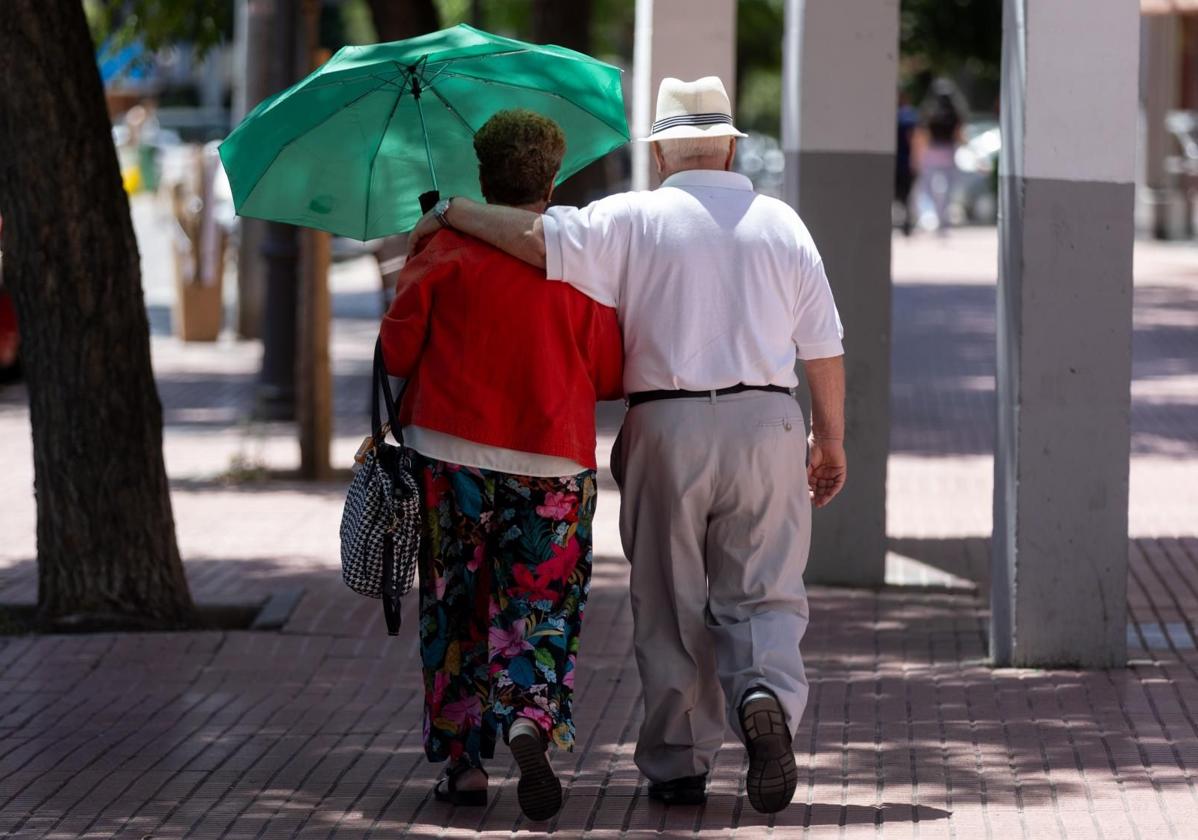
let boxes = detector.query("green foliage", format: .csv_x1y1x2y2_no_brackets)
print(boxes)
85,0,232,54
339,0,379,45
433,0,634,63
736,0,785,135
900,0,1002,88
738,67,781,135
436,0,528,36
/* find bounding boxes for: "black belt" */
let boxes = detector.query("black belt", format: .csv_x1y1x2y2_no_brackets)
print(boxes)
627,384,791,407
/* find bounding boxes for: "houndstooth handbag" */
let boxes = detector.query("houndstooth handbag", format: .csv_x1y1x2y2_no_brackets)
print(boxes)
339,339,421,635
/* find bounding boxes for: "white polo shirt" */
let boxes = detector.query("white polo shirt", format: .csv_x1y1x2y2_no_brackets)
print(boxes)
541,170,844,394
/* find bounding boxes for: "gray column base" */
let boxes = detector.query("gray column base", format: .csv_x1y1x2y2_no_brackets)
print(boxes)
992,174,1134,669
790,150,893,587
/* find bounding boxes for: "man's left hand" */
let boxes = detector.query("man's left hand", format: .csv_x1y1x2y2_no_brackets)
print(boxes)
807,439,846,508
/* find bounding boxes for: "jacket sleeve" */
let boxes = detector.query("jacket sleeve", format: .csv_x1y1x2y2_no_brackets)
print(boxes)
379,238,452,378
587,303,625,401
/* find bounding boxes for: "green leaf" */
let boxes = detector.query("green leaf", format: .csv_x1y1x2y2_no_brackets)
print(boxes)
87,0,233,57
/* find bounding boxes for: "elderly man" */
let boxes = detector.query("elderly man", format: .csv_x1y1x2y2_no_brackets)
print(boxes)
408,77,846,814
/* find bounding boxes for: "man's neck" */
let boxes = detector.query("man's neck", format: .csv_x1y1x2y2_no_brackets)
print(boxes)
659,162,731,180
510,200,549,213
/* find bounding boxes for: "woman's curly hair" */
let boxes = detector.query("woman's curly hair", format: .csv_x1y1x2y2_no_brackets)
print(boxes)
474,109,566,206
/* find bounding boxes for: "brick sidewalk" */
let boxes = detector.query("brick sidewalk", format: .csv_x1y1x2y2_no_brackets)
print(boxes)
0,225,1195,837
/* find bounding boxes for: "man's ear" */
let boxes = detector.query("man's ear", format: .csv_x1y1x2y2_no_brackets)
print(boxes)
545,171,558,204
724,138,737,172
651,142,665,175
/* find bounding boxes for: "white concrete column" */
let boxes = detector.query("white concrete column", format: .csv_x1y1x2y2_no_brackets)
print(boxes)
992,0,1139,668
783,0,899,586
631,0,737,190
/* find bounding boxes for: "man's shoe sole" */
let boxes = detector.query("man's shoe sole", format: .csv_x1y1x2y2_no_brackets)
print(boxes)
510,732,562,821
741,696,798,813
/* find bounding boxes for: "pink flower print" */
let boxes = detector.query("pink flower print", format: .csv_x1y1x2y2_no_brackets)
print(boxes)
518,706,553,733
468,545,485,572
433,571,447,601
442,695,482,728
563,655,577,689
431,671,451,708
490,620,534,660
536,491,577,520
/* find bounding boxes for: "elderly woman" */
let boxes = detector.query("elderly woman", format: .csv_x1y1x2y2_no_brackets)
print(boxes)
380,109,623,821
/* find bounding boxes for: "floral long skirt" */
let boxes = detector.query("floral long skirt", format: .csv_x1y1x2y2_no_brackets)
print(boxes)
417,457,596,768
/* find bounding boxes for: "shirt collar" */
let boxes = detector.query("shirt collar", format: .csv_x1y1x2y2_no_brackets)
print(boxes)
660,169,754,191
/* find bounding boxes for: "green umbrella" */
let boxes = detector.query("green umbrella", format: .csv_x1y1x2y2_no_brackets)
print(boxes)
218,23,629,241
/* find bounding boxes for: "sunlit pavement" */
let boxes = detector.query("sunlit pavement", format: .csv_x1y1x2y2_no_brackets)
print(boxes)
0,206,1196,836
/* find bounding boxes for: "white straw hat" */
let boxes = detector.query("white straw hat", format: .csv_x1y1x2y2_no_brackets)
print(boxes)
640,76,748,142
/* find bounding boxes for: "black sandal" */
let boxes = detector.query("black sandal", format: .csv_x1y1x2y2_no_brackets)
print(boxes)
433,764,488,807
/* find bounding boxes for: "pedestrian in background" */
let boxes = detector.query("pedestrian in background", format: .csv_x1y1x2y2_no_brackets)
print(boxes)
915,78,966,234
895,90,920,236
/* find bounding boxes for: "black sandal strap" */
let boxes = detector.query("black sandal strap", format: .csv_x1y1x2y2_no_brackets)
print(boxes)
439,763,487,792
435,764,489,807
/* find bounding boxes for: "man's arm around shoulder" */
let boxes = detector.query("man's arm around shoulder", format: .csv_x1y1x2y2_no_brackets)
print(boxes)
409,198,546,268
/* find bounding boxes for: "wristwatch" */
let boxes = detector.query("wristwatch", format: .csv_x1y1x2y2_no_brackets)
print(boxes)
433,197,454,229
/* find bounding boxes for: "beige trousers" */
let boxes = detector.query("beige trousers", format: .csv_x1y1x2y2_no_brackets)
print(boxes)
612,391,812,783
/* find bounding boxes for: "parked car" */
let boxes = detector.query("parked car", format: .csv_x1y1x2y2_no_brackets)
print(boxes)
953,120,1001,224
0,215,21,381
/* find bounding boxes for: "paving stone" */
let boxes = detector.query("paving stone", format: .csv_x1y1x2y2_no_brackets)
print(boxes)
2,225,1198,835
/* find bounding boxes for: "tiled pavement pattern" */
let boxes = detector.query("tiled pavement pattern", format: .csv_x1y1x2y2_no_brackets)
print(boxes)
0,214,1196,837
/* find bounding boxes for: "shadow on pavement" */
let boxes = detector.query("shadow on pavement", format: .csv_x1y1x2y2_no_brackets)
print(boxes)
0,551,1195,835
891,281,1198,458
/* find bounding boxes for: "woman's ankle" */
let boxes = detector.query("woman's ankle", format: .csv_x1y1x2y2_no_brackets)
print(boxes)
508,717,541,740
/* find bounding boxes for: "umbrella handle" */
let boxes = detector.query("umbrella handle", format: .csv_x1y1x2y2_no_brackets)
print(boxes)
419,190,440,215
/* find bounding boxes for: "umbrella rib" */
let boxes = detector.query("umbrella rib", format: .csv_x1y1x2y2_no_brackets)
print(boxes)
433,70,629,140
362,79,411,240
303,71,405,92
433,48,534,67
237,77,405,223
434,47,610,69
427,86,477,137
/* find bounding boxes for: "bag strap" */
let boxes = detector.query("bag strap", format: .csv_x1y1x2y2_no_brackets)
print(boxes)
374,338,407,637
381,531,401,636
372,337,406,447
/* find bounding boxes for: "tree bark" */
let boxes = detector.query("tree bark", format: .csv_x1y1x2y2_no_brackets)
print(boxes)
531,0,612,207
0,0,197,630
296,20,333,481
368,0,440,42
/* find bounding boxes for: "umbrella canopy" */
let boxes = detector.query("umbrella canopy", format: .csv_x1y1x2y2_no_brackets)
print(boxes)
219,24,629,240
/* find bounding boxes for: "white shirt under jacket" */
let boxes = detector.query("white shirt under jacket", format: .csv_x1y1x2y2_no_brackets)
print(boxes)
541,169,844,394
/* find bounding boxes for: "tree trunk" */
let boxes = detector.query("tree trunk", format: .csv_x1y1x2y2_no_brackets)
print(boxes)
368,0,440,42
532,0,612,206
297,24,333,481
0,0,197,630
